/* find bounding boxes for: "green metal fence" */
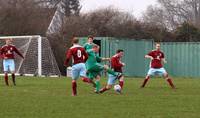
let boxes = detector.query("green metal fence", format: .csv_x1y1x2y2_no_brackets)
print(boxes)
79,37,153,77
161,42,200,77
79,37,200,77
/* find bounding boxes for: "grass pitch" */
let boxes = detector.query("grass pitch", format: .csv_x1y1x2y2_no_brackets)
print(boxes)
0,76,200,118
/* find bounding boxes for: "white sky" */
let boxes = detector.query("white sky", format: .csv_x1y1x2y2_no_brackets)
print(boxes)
80,0,158,18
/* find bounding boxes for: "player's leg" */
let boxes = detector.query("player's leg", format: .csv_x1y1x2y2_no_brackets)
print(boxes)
3,60,9,86
10,59,16,86
87,64,103,93
79,63,96,87
71,65,79,96
94,75,101,93
161,68,175,89
119,75,124,89
100,74,115,93
141,68,154,88
103,64,118,76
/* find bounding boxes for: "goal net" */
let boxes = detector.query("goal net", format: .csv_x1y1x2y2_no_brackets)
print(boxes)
0,35,61,76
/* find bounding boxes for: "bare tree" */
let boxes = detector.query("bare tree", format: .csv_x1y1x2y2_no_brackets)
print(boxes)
143,0,200,29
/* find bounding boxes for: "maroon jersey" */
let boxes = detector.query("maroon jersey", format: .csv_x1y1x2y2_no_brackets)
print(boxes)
64,44,88,66
147,50,164,68
111,54,124,72
0,44,24,59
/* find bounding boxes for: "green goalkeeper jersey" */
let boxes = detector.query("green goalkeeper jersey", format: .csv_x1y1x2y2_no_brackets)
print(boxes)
83,43,95,51
86,49,102,69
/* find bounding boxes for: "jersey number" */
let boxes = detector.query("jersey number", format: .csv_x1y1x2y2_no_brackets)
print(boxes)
77,50,82,58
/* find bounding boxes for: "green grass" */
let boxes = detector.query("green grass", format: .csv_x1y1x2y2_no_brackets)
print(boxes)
0,76,200,118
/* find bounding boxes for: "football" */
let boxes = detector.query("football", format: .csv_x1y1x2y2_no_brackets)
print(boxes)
114,84,121,92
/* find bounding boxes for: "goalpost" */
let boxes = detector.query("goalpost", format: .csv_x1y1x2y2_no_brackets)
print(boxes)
0,35,61,77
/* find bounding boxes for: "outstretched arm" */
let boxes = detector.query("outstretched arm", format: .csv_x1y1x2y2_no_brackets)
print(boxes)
162,58,167,64
101,57,110,61
14,47,24,59
145,55,153,60
64,49,72,67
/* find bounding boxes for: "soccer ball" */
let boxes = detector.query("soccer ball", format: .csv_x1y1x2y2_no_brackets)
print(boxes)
114,84,121,92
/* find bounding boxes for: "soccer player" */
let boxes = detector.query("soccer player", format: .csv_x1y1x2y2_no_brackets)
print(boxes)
83,35,95,51
0,38,24,86
100,49,125,94
86,44,122,93
64,37,95,96
141,43,175,89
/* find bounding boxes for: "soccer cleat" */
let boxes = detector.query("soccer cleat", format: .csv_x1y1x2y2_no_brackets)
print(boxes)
94,89,100,94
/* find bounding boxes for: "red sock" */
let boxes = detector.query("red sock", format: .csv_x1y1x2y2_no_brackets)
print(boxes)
100,87,108,93
82,77,91,83
4,73,9,86
167,78,175,89
12,73,16,85
72,81,77,96
141,76,150,88
119,80,124,89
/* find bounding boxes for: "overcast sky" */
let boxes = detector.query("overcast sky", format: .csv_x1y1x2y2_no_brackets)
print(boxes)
80,0,158,17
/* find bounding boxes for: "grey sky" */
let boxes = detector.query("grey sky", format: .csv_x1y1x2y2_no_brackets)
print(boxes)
80,0,158,17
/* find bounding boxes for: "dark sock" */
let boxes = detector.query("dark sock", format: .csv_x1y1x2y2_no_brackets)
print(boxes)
141,76,150,88
167,78,175,89
4,73,9,86
119,80,124,89
72,81,77,96
12,73,16,85
82,77,91,83
100,87,109,93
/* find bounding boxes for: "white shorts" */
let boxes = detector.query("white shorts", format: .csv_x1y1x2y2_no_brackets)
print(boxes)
147,68,167,76
3,59,15,72
71,63,87,80
107,74,117,85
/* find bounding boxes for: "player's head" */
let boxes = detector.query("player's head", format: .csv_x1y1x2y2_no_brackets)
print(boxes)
116,49,124,57
92,44,100,53
88,35,94,43
155,43,161,50
5,38,13,45
72,37,79,44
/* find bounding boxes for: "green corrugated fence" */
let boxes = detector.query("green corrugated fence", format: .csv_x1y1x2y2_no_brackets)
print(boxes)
79,37,153,77
161,42,200,77
80,37,200,77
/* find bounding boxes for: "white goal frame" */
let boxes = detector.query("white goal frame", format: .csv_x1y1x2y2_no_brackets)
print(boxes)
0,35,42,76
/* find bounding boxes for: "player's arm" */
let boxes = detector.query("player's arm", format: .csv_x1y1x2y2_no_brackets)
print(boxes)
64,49,72,67
0,47,3,59
145,55,153,60
161,53,167,63
101,57,110,61
145,51,154,60
83,49,88,62
161,58,167,64
14,47,24,59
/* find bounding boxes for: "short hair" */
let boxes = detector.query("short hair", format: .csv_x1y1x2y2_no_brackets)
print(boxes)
72,37,79,44
116,49,124,53
88,35,94,39
155,42,161,45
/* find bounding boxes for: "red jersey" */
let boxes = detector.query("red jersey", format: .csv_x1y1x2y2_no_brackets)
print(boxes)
64,44,88,66
0,44,24,59
147,50,164,68
111,54,124,72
